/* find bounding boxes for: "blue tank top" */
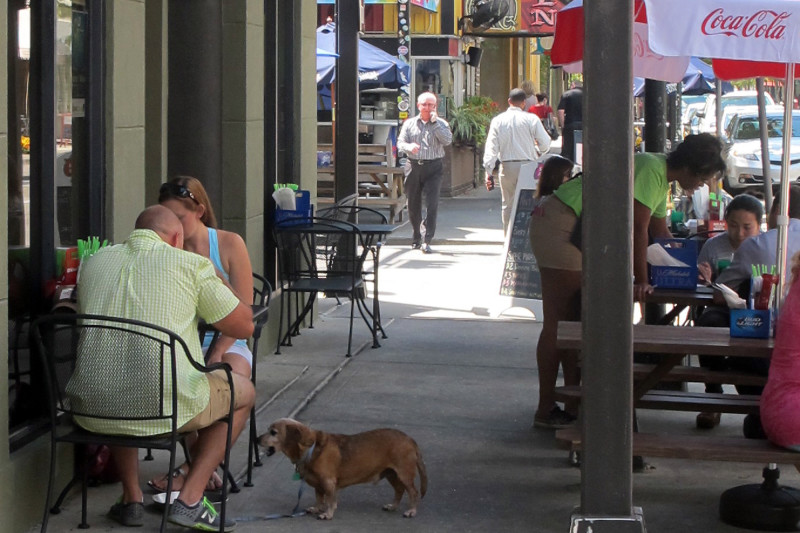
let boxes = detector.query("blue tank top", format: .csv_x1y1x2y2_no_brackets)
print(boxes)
203,227,247,349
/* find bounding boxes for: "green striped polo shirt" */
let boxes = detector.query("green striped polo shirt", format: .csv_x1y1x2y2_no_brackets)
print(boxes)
67,229,240,436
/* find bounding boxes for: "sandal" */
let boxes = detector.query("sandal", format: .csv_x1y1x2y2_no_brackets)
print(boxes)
148,467,187,493
148,467,224,493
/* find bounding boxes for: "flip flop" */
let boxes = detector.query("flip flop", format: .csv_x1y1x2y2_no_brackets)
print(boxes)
148,467,224,493
147,467,186,493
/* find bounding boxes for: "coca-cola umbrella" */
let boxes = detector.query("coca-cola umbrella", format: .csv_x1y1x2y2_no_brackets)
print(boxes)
646,0,800,302
550,0,690,82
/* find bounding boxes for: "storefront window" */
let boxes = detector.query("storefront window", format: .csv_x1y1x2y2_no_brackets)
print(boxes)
8,0,99,444
414,58,462,114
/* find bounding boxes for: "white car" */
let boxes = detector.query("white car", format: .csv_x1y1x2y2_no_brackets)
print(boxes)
723,110,800,193
719,104,784,142
699,91,776,135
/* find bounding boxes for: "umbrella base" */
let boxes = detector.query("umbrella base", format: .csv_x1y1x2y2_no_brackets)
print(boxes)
720,466,800,531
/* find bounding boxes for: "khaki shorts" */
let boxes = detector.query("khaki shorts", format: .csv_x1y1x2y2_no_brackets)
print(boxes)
178,370,248,433
529,195,582,271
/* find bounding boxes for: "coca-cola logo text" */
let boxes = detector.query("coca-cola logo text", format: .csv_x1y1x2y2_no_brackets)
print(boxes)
701,8,789,40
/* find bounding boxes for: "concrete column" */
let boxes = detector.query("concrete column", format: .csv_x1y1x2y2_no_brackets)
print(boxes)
167,0,222,213
572,0,644,529
221,1,265,275
106,0,146,244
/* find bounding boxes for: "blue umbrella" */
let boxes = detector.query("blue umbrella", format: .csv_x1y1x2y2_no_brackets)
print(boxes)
681,57,733,95
633,58,734,97
316,23,410,90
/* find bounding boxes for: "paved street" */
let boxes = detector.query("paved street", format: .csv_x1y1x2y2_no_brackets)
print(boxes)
35,185,786,533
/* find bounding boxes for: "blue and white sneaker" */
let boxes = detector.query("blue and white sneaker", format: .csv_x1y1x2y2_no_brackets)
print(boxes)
168,496,236,532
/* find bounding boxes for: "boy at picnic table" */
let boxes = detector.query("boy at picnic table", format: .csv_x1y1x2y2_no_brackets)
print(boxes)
695,185,800,433
696,194,763,284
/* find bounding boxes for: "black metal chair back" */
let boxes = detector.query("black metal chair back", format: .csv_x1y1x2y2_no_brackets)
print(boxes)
244,273,272,485
31,313,235,533
273,218,368,356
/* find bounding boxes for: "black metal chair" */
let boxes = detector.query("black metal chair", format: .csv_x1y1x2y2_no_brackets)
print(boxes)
274,217,369,356
317,204,390,343
244,273,271,486
31,313,236,533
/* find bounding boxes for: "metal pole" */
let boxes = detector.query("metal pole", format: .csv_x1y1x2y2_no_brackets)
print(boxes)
572,0,643,529
756,78,774,210
776,65,796,305
335,0,359,202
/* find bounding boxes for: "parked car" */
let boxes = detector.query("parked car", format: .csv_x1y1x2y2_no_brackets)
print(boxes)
719,104,784,142
723,109,800,193
699,91,776,135
681,95,709,138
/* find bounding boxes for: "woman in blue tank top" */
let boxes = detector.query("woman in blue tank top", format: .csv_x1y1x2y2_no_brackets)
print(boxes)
152,175,255,492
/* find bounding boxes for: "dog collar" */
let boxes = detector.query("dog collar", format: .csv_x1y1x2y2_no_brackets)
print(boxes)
294,441,316,477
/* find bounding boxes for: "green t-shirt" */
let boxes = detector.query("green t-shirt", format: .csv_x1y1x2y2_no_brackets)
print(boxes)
553,152,669,219
553,175,583,216
633,152,669,219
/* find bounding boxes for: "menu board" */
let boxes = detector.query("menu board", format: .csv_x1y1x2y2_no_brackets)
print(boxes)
499,163,543,318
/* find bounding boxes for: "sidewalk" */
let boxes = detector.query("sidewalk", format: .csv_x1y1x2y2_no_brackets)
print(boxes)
36,186,781,533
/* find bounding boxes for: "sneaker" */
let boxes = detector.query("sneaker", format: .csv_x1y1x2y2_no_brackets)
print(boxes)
109,499,144,527
421,243,432,254
533,406,577,429
696,411,721,429
168,497,236,532
411,242,421,250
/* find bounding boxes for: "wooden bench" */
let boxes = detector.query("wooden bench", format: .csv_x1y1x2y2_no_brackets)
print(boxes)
317,142,407,223
555,427,800,466
555,385,760,414
632,363,767,387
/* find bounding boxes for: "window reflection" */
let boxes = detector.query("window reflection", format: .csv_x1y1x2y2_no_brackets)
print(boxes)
8,0,92,436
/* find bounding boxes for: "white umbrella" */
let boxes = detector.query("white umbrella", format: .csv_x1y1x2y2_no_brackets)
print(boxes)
646,0,800,302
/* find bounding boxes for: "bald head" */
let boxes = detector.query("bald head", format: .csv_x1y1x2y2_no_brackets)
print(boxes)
135,205,184,247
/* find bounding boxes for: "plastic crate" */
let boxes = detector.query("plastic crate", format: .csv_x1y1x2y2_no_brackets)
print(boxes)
274,190,312,226
649,238,698,290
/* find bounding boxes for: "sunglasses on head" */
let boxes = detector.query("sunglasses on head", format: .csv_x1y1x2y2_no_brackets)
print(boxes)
160,182,199,205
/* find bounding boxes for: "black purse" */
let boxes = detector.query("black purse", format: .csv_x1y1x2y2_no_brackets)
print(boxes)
544,117,560,141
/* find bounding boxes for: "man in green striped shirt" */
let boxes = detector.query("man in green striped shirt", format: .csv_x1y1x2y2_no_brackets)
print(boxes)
71,205,254,529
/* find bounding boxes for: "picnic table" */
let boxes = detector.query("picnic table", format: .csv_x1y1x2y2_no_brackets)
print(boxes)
554,321,788,469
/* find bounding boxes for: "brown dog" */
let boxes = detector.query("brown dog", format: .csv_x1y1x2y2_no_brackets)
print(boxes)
258,418,427,520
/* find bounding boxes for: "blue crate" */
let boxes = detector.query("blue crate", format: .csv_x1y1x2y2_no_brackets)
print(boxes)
730,308,773,339
649,238,698,290
274,190,312,226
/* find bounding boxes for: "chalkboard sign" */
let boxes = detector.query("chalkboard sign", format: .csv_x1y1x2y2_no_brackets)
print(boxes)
499,163,543,318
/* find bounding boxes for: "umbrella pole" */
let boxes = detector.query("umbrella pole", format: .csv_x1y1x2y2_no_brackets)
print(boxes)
756,78,774,210
775,63,795,307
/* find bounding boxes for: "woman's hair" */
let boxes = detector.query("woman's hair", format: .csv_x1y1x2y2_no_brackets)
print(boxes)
536,155,574,198
521,80,536,97
158,175,218,228
535,93,548,104
725,193,763,222
666,133,727,178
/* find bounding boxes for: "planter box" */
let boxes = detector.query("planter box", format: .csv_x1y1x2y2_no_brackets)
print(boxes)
441,144,478,198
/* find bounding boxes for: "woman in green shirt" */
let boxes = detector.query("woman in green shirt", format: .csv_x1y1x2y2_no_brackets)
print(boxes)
528,133,726,429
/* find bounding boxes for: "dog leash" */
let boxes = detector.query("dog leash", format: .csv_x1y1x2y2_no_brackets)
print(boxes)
233,442,315,522
232,479,307,522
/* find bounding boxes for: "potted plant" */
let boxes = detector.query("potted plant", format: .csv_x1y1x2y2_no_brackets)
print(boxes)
441,96,499,196
448,96,499,147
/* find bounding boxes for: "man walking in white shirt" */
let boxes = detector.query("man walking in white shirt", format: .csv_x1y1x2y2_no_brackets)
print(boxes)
483,88,551,233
